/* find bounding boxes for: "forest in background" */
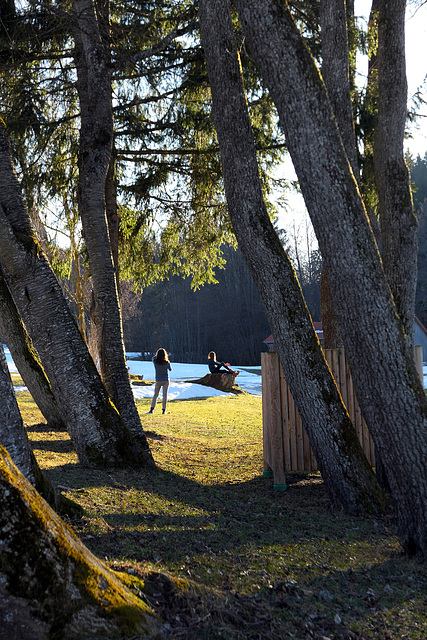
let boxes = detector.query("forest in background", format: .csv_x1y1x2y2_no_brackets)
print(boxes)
120,230,322,365
120,151,427,365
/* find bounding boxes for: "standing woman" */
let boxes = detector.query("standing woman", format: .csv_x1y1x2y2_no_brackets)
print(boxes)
147,348,172,414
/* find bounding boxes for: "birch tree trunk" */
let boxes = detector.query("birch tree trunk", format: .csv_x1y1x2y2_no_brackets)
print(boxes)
0,445,160,639
199,0,385,516
231,0,427,556
72,0,145,444
0,269,66,430
374,0,417,350
0,120,153,468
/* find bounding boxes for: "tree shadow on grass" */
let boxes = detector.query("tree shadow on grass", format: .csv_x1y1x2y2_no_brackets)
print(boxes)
38,457,422,639
26,422,68,433
43,461,385,564
31,439,74,454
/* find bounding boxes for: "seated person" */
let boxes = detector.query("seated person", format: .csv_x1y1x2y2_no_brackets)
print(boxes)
208,351,239,375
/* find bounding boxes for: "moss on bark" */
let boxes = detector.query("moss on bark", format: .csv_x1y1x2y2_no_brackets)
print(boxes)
0,445,160,639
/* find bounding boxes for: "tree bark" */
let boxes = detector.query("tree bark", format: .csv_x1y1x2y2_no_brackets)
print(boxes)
374,0,417,350
232,0,427,556
72,0,146,445
0,120,153,468
0,343,34,483
360,0,381,228
319,0,357,349
199,0,385,516
189,372,242,393
0,268,66,430
0,445,160,639
0,343,80,515
320,0,358,178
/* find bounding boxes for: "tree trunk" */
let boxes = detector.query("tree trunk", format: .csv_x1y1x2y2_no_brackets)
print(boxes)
360,0,381,227
199,0,385,516
319,0,357,349
0,120,153,468
374,0,417,351
189,372,242,393
72,0,145,445
0,269,66,430
0,445,160,639
0,343,34,482
0,343,80,515
320,268,344,349
106,151,120,293
233,0,427,556
320,0,358,178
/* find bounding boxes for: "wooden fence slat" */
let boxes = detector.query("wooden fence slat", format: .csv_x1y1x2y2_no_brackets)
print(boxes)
262,352,286,485
295,405,304,471
280,366,292,471
261,352,272,473
288,383,298,471
338,348,347,408
260,345,419,474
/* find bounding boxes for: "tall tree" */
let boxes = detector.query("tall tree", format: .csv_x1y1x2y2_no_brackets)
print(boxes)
0,343,79,515
71,0,147,443
229,0,427,556
319,0,357,349
0,343,35,483
374,0,417,350
0,269,66,430
199,0,385,516
0,118,153,468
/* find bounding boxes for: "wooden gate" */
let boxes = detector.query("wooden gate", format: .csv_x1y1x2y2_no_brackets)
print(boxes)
261,347,424,486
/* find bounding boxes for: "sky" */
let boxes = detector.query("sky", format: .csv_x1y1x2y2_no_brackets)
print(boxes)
277,0,427,236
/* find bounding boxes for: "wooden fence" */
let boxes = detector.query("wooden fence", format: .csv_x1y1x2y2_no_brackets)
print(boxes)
261,346,424,487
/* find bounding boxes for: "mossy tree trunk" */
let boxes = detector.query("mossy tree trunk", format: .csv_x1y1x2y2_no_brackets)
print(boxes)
232,0,427,556
0,269,66,430
199,0,385,517
0,120,153,469
72,0,147,447
0,444,160,639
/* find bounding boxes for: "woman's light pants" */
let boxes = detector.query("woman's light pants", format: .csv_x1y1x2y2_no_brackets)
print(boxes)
151,381,169,412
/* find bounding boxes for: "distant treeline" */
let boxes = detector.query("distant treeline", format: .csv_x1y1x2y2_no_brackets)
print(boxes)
121,241,322,365
413,153,427,329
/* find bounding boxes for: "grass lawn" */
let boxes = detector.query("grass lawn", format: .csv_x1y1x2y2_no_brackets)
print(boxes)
17,383,427,640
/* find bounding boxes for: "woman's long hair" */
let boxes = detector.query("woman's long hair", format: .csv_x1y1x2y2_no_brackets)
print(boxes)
208,351,216,360
154,348,169,364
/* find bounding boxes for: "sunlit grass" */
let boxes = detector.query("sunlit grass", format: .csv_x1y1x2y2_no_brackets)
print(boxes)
17,389,427,639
